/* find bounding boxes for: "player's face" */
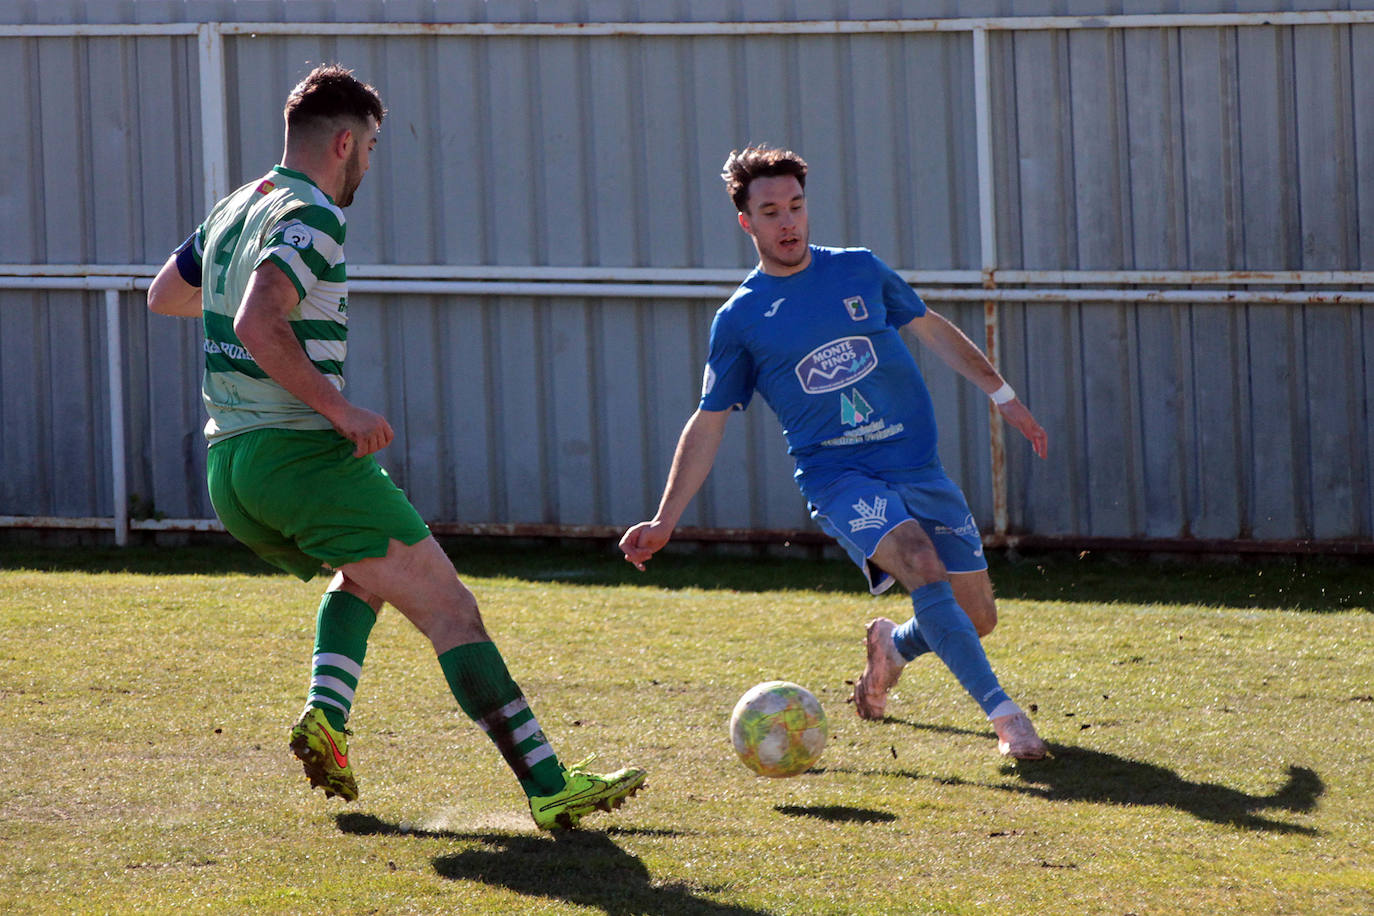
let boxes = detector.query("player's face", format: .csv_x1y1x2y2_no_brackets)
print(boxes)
337,117,379,208
740,175,810,276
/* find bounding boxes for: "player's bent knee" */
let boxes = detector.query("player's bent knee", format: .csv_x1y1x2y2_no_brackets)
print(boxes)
970,606,997,637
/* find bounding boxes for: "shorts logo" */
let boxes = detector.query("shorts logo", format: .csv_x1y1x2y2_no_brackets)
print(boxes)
794,336,877,394
849,496,888,532
281,221,313,250
934,514,980,538
840,389,873,426
844,295,868,320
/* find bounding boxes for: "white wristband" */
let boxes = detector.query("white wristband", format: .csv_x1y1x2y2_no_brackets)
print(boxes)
989,382,1016,405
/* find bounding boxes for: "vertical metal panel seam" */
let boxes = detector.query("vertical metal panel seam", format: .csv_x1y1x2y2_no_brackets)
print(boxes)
525,37,559,522
483,299,505,519
972,26,1009,539
74,36,93,263
835,32,856,242
474,34,494,265
196,23,227,214
104,289,128,545
575,37,609,526
1060,29,1093,535
1351,24,1373,537
891,32,913,266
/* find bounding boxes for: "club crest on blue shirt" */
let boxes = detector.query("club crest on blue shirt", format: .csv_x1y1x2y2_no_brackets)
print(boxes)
843,295,868,320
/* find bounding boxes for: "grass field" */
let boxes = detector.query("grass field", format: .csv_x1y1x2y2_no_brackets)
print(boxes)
1,541,1370,915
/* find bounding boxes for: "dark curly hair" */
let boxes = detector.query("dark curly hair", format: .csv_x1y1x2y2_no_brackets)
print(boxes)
721,145,808,213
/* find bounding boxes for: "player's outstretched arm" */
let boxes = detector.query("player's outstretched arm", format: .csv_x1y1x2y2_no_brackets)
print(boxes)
620,408,730,570
997,399,1048,460
235,261,394,457
907,308,1048,459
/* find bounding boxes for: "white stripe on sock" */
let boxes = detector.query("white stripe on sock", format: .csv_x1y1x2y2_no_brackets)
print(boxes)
523,742,556,768
310,674,356,704
510,717,544,744
306,693,349,715
496,697,529,720
313,652,363,679
473,697,532,734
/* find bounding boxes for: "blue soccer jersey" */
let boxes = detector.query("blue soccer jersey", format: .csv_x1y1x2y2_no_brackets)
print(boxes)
700,245,940,493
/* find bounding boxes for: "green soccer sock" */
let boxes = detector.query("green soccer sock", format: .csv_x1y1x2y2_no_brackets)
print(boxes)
306,590,377,731
438,641,566,797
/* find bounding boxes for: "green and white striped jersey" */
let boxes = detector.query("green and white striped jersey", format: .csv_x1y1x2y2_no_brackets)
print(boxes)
192,165,350,443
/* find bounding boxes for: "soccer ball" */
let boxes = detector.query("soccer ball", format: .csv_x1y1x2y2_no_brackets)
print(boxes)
729,681,828,778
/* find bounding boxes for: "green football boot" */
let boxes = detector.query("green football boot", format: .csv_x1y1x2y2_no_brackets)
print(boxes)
288,707,358,802
528,756,646,830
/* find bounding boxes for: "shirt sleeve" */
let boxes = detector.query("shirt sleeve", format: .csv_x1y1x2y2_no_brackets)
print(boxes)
172,226,205,287
256,204,346,301
876,252,927,327
699,307,756,412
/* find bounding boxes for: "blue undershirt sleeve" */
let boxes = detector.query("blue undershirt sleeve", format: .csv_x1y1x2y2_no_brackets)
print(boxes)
173,231,202,287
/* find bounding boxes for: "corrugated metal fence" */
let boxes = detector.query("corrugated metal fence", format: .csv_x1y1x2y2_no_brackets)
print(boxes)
1,2,1371,554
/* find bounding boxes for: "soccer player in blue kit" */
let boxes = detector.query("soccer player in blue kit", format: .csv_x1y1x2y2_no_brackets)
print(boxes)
619,145,1050,759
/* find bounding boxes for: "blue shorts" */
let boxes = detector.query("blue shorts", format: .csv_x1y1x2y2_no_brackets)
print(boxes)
808,470,986,594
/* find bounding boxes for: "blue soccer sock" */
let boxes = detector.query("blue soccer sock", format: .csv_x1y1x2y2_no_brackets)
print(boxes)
901,581,1011,717
892,614,933,661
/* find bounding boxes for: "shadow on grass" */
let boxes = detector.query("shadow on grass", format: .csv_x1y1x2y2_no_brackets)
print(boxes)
775,804,896,824
875,719,1324,835
337,814,772,915
3,539,1367,612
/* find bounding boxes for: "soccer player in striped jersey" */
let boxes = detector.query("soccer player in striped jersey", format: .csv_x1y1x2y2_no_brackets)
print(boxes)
148,64,643,828
620,145,1050,760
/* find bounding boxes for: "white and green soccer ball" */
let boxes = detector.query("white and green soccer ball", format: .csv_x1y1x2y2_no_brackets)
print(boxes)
729,680,828,778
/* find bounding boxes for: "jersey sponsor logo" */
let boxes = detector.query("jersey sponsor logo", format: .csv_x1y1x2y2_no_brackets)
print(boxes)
849,496,888,532
764,297,785,317
281,220,313,250
840,389,873,426
820,420,904,447
256,179,276,195
794,336,877,394
204,338,254,362
702,363,717,397
843,295,868,320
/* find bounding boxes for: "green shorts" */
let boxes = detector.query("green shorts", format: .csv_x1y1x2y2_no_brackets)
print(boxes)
207,428,431,581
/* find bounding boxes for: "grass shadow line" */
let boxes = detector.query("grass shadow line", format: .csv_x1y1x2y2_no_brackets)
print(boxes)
337,814,770,914
430,830,775,916
4,542,1367,611
336,812,687,841
846,725,1325,836
774,804,896,824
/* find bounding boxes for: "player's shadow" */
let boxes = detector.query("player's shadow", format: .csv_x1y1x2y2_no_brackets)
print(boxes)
336,814,772,915
431,831,773,916
775,804,896,824
885,719,1323,835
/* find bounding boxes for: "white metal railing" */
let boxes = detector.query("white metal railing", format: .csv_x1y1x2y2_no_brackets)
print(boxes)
4,11,1373,545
